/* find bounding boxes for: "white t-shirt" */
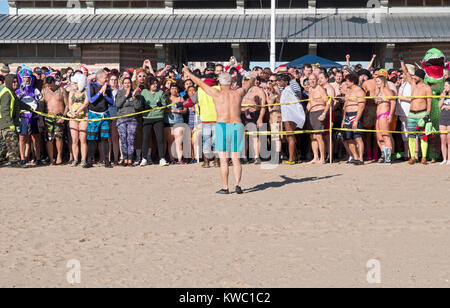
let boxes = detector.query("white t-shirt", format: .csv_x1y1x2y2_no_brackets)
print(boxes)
396,81,411,117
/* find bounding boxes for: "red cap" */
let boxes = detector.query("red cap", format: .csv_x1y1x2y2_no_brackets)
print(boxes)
80,65,88,73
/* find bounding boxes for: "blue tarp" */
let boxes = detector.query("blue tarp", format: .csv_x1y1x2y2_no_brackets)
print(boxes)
286,54,342,69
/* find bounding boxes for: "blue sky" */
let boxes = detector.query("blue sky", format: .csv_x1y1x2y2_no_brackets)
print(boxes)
0,1,9,14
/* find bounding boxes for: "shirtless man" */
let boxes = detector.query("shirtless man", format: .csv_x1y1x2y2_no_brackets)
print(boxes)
330,70,344,97
306,74,330,164
241,77,266,164
300,64,313,87
400,56,433,165
361,72,378,161
183,65,256,195
318,72,336,162
342,73,366,165
39,76,68,165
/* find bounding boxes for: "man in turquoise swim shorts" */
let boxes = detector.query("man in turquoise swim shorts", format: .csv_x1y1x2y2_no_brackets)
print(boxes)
183,64,256,195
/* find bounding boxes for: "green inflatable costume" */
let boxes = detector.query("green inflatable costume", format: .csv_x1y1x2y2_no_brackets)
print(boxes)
422,48,445,160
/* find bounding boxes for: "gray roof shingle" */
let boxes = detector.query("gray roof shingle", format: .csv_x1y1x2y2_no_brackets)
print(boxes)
0,13,449,44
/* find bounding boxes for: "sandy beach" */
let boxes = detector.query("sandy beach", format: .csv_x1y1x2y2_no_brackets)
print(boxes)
0,162,449,288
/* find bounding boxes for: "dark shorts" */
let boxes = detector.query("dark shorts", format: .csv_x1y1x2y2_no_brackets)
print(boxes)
19,116,40,136
343,112,363,141
87,111,111,141
308,110,325,133
241,110,260,125
44,115,65,142
440,109,450,126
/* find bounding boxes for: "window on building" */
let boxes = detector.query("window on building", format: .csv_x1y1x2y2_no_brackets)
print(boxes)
245,0,307,8
99,1,165,8
15,1,88,8
0,44,74,61
37,44,55,57
316,0,371,8
174,0,237,9
55,45,74,57
0,45,18,58
18,44,36,58
390,0,450,5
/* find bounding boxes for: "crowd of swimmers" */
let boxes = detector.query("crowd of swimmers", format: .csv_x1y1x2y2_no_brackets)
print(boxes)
0,54,450,171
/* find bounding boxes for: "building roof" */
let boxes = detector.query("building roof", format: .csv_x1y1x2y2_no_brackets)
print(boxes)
0,13,450,44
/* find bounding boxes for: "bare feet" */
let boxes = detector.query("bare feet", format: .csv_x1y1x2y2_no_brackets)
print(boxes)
307,160,319,165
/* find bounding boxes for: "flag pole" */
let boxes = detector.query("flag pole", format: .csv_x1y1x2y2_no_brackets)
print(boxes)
270,0,276,71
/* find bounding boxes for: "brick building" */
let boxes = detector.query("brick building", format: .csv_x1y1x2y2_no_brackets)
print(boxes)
1,0,450,71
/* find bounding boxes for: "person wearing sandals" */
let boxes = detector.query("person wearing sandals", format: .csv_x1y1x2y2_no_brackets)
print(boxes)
68,73,89,167
116,77,142,167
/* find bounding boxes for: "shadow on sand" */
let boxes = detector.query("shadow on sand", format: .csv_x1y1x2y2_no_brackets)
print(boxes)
244,174,342,193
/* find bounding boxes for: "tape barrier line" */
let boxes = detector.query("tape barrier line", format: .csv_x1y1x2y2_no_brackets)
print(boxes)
334,128,450,134
31,95,450,122
246,128,450,136
246,129,328,136
31,102,178,123
237,95,450,108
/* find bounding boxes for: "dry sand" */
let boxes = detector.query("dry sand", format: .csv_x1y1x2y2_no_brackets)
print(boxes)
0,162,449,288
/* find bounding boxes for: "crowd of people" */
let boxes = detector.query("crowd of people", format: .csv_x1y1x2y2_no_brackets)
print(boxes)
0,54,449,170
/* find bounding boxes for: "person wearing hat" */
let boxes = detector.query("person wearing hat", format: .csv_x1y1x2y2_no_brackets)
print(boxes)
400,56,433,165
1,64,10,76
33,67,44,91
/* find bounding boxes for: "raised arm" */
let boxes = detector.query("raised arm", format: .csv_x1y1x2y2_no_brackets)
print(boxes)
182,64,221,99
366,54,376,70
143,59,155,76
87,83,101,103
400,56,414,87
346,54,351,67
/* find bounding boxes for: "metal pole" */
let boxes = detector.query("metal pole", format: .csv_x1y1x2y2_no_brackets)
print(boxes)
270,0,276,71
329,101,333,164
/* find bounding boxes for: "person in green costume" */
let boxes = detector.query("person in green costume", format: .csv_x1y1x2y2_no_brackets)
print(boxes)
421,48,446,161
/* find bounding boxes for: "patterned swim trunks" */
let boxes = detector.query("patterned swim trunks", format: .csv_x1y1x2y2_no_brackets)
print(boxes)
87,111,111,141
44,114,65,142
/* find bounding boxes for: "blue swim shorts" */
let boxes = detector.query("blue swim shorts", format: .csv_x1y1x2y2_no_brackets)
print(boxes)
215,122,245,153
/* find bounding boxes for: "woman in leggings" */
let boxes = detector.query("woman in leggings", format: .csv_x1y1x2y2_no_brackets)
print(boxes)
116,77,142,167
140,77,169,166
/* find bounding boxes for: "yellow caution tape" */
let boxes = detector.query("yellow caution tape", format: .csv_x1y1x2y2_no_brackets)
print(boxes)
31,102,177,122
246,129,328,136
31,95,450,123
334,128,450,134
